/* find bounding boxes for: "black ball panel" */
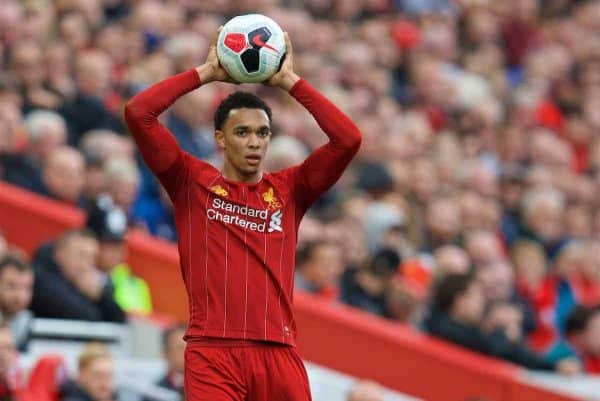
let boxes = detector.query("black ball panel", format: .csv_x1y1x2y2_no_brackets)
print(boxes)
241,48,260,73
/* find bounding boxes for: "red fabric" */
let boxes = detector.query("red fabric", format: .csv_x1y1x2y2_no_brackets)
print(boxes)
25,355,66,401
422,105,448,132
391,20,421,50
584,355,600,375
501,20,541,66
571,143,589,174
124,70,361,346
534,100,564,132
519,276,559,352
184,342,311,401
570,275,600,307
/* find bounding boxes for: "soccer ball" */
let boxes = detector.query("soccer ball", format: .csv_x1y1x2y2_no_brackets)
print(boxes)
216,14,286,83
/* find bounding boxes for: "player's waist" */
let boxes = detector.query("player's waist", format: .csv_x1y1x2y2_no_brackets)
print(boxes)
185,336,291,348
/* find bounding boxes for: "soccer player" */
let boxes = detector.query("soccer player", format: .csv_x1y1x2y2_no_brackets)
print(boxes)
124,31,361,401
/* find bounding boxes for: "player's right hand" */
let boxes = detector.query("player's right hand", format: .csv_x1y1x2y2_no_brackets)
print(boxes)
196,27,238,84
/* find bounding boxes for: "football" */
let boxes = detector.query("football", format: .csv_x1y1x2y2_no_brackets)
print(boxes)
216,14,286,83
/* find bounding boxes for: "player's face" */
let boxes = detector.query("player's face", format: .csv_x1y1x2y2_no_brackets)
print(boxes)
216,108,271,181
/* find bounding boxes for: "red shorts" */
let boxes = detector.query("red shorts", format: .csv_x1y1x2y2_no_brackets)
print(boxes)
184,339,312,401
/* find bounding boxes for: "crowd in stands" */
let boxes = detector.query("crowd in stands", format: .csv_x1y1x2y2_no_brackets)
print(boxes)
1,0,600,397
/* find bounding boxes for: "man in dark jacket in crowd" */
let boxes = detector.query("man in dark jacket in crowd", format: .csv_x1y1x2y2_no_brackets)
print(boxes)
30,229,125,323
424,273,578,374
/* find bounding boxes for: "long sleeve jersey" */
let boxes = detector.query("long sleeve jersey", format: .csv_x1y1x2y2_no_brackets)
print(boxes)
124,69,361,345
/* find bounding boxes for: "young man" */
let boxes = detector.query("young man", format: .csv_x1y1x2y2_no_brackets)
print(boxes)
124,31,361,400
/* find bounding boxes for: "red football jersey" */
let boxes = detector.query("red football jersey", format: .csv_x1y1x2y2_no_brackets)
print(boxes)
125,69,361,345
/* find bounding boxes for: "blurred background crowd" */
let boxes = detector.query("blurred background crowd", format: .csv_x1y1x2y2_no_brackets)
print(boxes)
1,0,600,399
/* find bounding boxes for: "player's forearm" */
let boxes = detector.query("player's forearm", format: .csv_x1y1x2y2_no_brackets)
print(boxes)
124,69,201,173
289,79,362,153
125,69,201,121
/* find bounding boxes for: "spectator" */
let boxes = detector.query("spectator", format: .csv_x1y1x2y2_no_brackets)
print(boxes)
434,245,471,276
166,85,216,161
464,230,505,268
60,343,116,401
0,323,25,401
295,241,344,300
546,305,600,374
61,50,123,145
0,255,33,352
133,182,177,242
570,240,600,306
518,187,569,260
424,273,577,373
1,110,67,193
347,380,384,401
40,146,85,206
102,157,140,218
143,325,185,401
0,233,7,260
341,248,401,317
30,229,126,323
86,196,152,315
421,196,461,253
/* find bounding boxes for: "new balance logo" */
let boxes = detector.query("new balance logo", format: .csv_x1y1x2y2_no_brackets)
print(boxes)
268,210,283,233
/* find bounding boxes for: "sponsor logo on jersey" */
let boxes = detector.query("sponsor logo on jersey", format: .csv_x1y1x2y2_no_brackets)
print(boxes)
209,185,228,197
207,198,282,233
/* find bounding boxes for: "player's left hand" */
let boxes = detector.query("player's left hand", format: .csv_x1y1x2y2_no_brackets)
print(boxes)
266,32,300,91
197,27,238,84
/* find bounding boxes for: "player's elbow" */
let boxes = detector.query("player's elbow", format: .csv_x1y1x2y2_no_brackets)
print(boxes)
123,98,145,125
346,127,362,154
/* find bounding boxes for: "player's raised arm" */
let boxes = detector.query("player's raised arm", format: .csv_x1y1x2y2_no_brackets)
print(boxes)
124,28,235,177
267,33,362,208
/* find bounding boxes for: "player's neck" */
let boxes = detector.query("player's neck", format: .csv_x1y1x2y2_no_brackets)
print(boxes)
222,163,262,184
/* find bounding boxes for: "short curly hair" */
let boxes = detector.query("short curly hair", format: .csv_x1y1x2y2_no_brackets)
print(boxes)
213,91,272,131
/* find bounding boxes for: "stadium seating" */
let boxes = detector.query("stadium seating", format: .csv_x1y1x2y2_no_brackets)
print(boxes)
1,181,589,401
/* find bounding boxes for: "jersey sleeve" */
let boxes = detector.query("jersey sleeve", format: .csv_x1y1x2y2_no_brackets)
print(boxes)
287,79,362,211
124,69,205,197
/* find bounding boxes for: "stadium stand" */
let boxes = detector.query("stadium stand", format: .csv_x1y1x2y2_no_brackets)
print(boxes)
1,180,594,401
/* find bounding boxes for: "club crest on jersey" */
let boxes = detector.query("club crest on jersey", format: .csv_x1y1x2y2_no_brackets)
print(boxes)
209,185,228,197
262,187,281,210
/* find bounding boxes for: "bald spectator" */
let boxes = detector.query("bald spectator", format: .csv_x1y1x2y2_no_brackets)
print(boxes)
1,110,66,193
347,380,385,401
434,245,471,276
40,146,85,206
30,229,125,323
